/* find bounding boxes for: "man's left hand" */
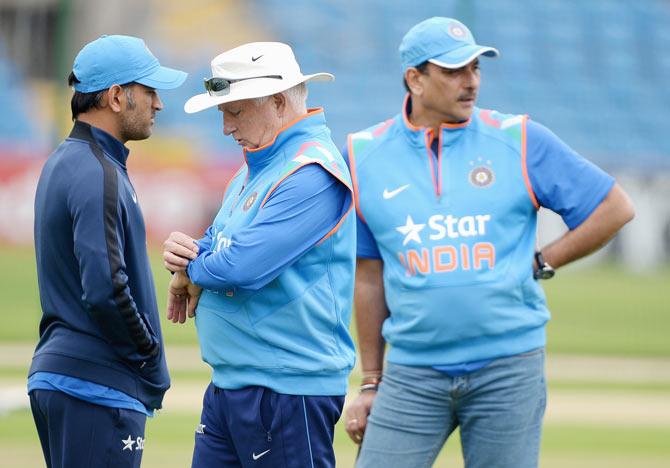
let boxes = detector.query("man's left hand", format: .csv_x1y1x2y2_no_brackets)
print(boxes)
167,271,202,324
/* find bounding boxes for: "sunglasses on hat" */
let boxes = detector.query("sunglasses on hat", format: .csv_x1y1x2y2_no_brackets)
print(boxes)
203,75,283,96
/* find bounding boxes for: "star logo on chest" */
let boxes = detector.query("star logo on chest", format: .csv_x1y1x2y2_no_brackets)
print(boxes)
122,435,135,451
395,215,425,245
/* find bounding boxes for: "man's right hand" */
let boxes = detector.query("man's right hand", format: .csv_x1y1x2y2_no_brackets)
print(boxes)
346,258,388,445
163,231,199,272
344,391,377,444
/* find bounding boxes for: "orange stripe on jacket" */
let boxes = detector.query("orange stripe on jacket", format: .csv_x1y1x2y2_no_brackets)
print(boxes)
346,133,367,224
520,115,540,209
260,161,354,244
243,108,324,157
401,94,422,131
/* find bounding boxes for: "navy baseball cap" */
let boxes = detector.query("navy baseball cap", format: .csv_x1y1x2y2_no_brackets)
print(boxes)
72,35,187,93
399,17,499,71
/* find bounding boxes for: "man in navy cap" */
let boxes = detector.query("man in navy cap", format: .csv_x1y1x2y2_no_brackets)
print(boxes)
28,35,186,468
343,17,634,467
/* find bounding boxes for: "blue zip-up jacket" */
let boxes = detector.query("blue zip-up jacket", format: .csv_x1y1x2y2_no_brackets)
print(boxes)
29,121,169,410
189,109,356,396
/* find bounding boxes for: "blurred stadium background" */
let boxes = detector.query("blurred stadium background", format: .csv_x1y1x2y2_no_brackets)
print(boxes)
0,0,668,466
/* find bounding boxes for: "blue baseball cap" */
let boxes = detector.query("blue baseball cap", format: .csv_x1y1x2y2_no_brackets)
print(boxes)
72,35,187,93
399,17,499,71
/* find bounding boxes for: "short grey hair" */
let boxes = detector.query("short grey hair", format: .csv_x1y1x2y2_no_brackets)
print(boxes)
253,82,308,111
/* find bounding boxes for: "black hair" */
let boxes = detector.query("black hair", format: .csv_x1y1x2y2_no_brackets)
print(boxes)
67,72,135,120
68,72,107,121
403,61,430,92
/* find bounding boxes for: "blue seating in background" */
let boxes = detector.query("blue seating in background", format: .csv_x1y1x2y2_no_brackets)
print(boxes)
1,0,668,170
249,0,670,170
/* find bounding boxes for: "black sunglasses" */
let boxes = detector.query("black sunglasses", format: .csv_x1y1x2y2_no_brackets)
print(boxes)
204,75,283,96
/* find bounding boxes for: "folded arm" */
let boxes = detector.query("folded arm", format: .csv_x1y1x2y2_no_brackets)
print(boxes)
187,164,352,291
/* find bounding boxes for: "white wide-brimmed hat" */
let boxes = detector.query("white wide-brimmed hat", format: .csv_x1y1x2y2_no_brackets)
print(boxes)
184,42,334,113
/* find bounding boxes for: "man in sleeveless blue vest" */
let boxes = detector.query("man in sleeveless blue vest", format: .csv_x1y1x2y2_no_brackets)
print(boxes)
163,42,356,467
343,17,635,468
29,35,187,468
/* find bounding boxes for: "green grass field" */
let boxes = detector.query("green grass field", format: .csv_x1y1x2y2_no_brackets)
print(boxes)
4,246,669,355
2,407,670,468
1,246,669,466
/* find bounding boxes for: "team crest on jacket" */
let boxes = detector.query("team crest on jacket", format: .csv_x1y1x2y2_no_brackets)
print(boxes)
243,192,258,211
469,166,494,188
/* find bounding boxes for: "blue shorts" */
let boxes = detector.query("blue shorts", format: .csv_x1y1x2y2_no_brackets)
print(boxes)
192,383,344,468
30,389,147,468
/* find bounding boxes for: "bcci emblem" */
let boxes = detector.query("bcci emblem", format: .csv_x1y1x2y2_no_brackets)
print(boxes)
469,166,495,188
243,192,258,211
448,21,469,41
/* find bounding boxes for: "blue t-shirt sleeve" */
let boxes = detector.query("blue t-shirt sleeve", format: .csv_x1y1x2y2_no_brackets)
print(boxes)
341,143,382,259
526,119,615,229
356,215,382,259
187,164,351,291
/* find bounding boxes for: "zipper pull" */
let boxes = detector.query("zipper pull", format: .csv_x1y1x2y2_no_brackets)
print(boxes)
229,184,246,216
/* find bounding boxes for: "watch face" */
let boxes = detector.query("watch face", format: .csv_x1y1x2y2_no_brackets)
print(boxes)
534,267,555,280
538,268,555,280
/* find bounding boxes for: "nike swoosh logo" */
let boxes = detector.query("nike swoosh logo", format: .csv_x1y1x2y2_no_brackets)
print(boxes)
252,449,271,460
383,184,410,199
251,55,263,62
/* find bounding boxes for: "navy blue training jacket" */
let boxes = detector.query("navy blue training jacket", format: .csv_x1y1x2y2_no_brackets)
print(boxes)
29,120,170,410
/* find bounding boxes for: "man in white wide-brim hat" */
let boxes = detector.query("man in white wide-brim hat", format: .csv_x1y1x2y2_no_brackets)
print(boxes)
163,42,357,467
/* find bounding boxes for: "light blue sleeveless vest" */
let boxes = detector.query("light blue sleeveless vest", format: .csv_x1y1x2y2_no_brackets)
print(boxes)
196,109,356,395
348,98,550,365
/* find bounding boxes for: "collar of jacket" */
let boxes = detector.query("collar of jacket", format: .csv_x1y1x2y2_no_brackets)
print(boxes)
243,107,327,173
69,120,130,167
400,94,474,148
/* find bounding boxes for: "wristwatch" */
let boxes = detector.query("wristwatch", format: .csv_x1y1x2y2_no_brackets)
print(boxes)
533,250,555,280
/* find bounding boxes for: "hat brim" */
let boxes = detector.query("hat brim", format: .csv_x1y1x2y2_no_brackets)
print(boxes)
136,65,188,90
429,45,499,69
184,72,334,114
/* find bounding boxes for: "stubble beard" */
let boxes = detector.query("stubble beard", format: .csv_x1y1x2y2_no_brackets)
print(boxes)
119,87,152,142
120,113,152,142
